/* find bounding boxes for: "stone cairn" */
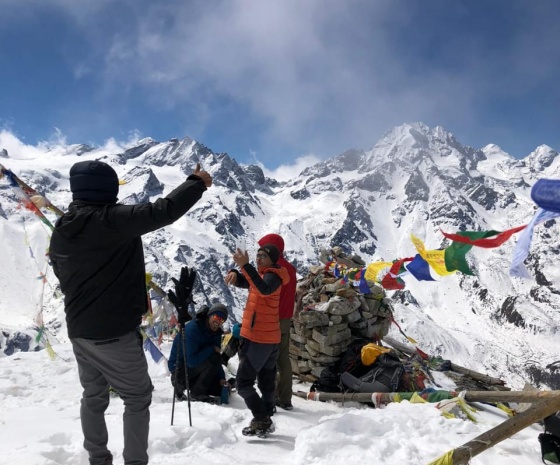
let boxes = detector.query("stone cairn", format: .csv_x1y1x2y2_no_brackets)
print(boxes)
290,247,395,383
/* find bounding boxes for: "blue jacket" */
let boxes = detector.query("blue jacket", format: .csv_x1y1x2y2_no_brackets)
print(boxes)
168,318,225,379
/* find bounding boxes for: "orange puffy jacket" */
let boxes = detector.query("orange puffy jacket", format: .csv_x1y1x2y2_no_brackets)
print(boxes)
240,265,290,344
258,234,297,320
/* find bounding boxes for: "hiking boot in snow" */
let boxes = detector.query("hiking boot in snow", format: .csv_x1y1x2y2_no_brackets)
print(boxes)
242,417,275,437
276,400,293,411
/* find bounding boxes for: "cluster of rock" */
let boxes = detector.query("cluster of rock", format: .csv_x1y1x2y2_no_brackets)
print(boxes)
290,247,394,382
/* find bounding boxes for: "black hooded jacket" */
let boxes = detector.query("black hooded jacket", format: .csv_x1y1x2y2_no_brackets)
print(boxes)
49,175,207,339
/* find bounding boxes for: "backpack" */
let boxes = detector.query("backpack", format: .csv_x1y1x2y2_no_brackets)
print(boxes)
341,351,404,393
310,367,343,393
310,339,370,393
540,412,560,464
336,338,371,377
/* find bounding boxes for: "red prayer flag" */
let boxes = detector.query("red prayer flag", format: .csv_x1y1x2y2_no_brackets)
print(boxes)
440,225,527,248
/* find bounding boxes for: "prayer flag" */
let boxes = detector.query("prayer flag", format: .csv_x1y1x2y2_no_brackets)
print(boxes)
510,208,560,278
531,179,560,213
441,226,526,248
444,241,475,275
410,235,455,276
358,273,371,294
380,258,411,290
364,262,392,282
406,254,436,281
143,336,166,364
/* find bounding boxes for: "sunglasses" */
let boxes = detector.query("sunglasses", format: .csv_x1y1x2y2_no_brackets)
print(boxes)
256,253,269,260
210,314,226,325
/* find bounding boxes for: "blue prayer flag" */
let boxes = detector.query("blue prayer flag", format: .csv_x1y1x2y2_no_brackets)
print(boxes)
531,179,560,213
406,254,436,282
143,337,165,364
358,273,371,294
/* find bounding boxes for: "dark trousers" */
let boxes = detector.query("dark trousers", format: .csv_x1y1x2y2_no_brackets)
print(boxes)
71,330,153,465
237,339,279,420
189,355,222,397
173,354,222,397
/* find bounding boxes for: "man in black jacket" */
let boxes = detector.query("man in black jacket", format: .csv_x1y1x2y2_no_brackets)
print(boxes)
49,160,211,465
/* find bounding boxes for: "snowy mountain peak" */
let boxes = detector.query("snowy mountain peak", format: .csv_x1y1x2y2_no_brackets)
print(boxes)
1,123,559,391
524,144,560,175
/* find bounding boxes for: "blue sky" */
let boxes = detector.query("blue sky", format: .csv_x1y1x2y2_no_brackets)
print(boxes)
1,0,560,170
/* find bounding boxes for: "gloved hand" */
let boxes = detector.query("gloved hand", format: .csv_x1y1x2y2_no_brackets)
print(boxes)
168,267,197,325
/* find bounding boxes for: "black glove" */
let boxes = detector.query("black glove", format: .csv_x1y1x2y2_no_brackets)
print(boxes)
168,267,197,326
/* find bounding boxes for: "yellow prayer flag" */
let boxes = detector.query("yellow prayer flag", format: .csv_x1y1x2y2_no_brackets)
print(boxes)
410,234,455,276
364,262,392,282
410,392,428,404
424,249,455,276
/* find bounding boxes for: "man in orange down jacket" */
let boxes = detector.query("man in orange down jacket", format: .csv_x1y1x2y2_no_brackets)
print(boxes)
225,243,289,436
258,234,297,411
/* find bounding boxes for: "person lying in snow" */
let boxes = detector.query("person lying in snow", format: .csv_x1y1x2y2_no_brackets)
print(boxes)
168,303,235,403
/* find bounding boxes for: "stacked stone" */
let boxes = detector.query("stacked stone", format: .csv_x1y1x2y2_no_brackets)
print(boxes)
290,248,394,382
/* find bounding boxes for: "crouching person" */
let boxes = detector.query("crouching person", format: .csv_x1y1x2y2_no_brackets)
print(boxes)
168,303,232,403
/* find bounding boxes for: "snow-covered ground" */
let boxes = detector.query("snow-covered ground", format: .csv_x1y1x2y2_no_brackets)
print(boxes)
0,341,545,465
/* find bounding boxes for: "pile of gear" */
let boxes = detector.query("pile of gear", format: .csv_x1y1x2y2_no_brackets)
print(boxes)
289,247,394,383
289,247,509,396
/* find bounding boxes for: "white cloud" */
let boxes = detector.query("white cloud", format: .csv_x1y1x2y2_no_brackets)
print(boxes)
0,129,47,159
4,1,560,159
79,1,497,154
259,153,321,182
0,128,143,160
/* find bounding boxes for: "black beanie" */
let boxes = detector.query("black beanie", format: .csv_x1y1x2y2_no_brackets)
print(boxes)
207,303,228,320
69,160,119,203
258,243,280,264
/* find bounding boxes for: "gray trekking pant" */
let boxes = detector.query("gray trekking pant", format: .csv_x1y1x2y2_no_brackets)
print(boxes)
71,329,153,465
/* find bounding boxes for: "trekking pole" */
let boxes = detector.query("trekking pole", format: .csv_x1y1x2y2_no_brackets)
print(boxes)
180,323,193,427
170,323,193,427
170,327,180,426
170,379,177,425
168,265,197,426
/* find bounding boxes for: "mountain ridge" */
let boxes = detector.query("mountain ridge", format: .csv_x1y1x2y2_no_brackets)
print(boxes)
1,122,558,390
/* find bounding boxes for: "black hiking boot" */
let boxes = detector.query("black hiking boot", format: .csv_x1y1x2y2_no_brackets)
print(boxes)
242,417,275,438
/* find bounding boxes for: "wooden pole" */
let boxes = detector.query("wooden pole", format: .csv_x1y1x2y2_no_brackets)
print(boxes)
383,336,507,387
428,394,560,465
294,389,560,405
